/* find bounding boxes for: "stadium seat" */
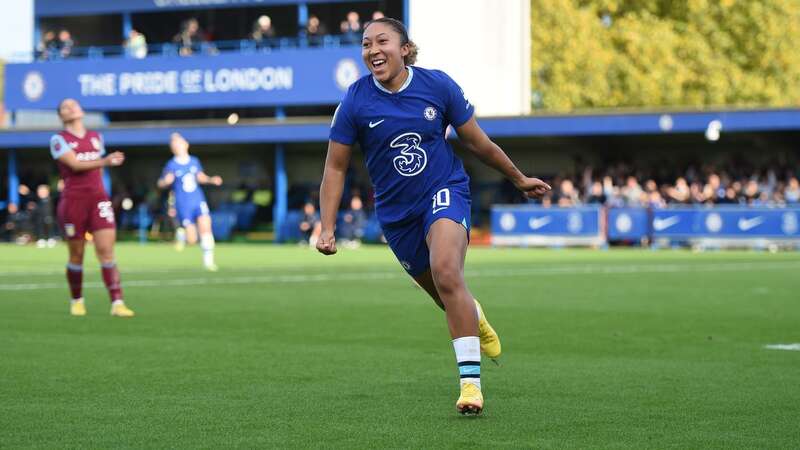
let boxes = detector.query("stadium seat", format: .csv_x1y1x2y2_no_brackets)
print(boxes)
211,211,237,241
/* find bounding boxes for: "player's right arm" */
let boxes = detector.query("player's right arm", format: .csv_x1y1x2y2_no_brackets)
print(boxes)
156,172,175,189
317,140,352,255
319,94,359,255
51,134,124,171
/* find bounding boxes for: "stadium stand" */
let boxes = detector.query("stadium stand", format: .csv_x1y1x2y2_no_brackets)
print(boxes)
1,0,798,248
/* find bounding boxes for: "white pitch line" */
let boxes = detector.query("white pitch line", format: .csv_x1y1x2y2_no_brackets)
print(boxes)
0,261,797,292
764,344,800,351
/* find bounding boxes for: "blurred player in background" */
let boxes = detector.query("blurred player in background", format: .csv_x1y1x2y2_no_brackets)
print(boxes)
318,18,550,415
158,132,222,271
50,98,135,318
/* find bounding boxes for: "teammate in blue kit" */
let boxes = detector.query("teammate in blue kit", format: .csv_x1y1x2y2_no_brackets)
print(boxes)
158,132,223,271
317,18,551,415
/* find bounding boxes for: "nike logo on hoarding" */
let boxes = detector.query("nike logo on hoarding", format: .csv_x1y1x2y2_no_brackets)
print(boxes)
653,216,680,231
368,119,385,128
738,216,764,231
528,216,552,230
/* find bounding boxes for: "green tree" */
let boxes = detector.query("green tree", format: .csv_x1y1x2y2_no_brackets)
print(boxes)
531,0,800,110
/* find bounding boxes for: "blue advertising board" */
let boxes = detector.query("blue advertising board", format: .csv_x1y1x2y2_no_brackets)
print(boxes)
491,206,604,246
607,207,649,241
5,47,363,111
652,207,800,239
490,205,800,247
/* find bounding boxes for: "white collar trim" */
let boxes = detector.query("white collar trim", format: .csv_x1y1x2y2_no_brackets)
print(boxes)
372,66,413,94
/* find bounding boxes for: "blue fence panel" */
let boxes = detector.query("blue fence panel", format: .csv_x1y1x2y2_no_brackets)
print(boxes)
652,207,800,239
607,207,649,241
491,206,604,246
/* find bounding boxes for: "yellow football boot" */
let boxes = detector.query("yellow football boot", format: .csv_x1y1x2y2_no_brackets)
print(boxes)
70,300,86,317
110,302,135,318
456,382,484,416
474,299,501,359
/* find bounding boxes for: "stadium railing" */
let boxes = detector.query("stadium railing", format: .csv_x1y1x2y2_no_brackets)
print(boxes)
34,36,355,61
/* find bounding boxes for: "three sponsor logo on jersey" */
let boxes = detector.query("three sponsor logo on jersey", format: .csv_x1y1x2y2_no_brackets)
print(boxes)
374,106,440,177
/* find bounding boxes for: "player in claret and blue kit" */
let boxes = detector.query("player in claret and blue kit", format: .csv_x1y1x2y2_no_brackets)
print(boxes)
50,98,135,318
317,18,551,415
158,132,222,271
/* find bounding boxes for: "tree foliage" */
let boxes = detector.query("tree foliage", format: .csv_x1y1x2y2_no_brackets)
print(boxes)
531,0,800,110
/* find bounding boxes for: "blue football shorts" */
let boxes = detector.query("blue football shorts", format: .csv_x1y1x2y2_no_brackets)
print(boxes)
176,200,210,227
382,184,471,277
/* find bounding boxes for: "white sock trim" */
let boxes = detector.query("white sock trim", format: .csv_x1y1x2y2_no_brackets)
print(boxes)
452,336,480,362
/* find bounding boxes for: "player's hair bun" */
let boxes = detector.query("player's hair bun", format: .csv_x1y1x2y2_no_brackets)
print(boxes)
404,40,418,65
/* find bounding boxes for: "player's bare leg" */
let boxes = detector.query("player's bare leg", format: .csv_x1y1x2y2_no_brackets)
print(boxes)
426,218,483,415
196,216,217,271
414,270,501,360
93,228,134,317
185,223,199,245
66,238,87,316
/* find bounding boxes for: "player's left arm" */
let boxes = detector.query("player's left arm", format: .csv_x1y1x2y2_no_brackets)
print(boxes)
197,172,223,186
455,117,551,199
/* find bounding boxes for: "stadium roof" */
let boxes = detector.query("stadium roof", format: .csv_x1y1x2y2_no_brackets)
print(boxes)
1,108,798,149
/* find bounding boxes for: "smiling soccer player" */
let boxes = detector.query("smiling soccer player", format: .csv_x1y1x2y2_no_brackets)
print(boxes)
317,18,551,415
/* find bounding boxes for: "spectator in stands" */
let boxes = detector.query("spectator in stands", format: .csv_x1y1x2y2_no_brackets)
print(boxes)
174,18,205,56
3,203,30,244
555,179,580,207
305,15,327,47
299,202,321,247
340,11,361,44
37,31,59,60
786,177,800,203
57,30,74,58
743,179,759,205
125,29,148,59
667,177,690,203
586,181,606,204
33,184,57,248
340,195,367,247
252,15,276,49
703,173,725,204
621,176,643,206
372,11,385,20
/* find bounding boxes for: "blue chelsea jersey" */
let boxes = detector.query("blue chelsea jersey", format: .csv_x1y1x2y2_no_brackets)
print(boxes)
329,66,474,225
161,156,207,206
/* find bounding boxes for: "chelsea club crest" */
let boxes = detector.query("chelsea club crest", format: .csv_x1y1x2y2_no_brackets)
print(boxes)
424,106,437,121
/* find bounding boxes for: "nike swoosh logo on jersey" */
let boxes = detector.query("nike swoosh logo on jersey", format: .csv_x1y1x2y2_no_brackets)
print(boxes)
432,206,448,214
369,119,385,128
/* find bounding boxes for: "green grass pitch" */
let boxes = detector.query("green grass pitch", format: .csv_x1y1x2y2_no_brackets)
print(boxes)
1,243,799,449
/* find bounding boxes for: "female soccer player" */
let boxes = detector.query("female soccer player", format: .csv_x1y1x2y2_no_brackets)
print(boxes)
157,132,223,271
317,18,550,415
50,98,135,317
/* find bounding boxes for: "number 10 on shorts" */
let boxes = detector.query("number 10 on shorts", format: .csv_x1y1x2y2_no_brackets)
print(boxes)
432,188,450,213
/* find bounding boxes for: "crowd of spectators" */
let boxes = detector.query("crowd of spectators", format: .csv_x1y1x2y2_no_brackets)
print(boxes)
36,29,74,60
516,165,800,209
39,9,384,59
297,193,367,248
2,184,58,246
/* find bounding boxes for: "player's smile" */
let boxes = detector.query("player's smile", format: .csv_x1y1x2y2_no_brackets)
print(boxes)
362,22,408,85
